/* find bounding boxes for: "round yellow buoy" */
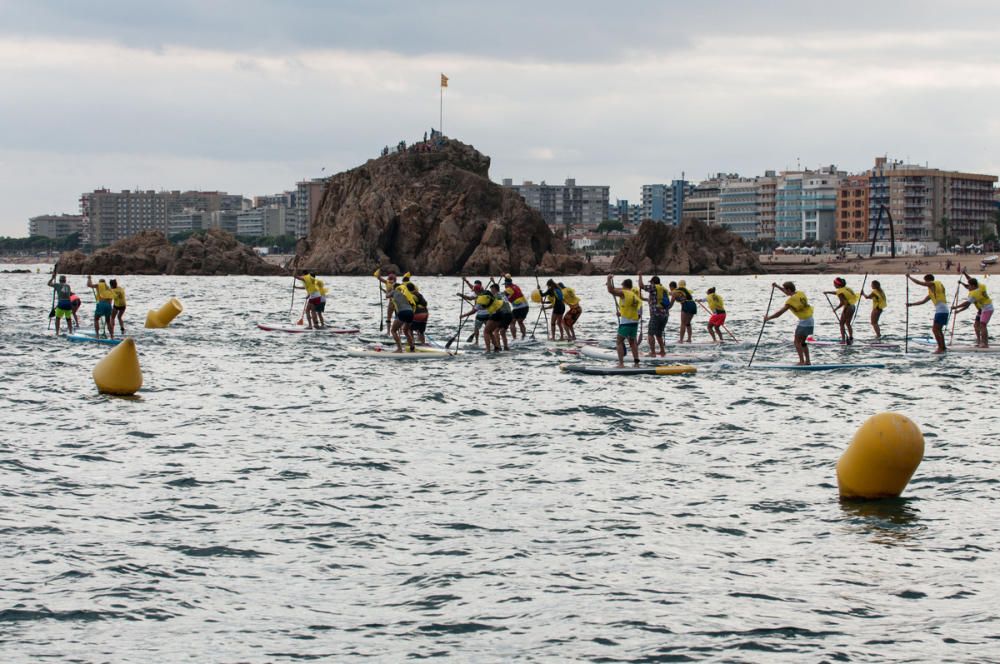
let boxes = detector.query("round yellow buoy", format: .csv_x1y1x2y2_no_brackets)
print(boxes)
92,338,143,396
836,413,924,499
530,288,542,303
145,297,183,328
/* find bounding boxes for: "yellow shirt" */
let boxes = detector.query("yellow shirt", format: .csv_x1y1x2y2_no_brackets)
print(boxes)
706,293,725,313
96,282,114,302
836,286,859,306
396,284,417,307
968,285,992,310
928,281,947,306
111,286,126,307
301,274,317,295
618,289,641,322
870,289,887,310
486,295,504,314
562,287,580,306
504,286,527,306
786,291,814,320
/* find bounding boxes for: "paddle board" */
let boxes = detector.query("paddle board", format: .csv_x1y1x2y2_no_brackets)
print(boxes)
577,345,708,363
752,363,886,371
560,363,696,376
806,337,899,350
912,344,1000,353
257,322,359,334
67,333,122,346
345,346,452,360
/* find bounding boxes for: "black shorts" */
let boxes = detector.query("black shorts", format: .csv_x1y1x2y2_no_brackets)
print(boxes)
314,301,326,313
412,320,427,333
563,304,582,324
681,301,697,315
491,312,513,326
396,309,414,323
553,301,566,316
648,314,668,336
513,306,529,320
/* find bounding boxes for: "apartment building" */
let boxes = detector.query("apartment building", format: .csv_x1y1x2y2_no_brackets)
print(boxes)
80,189,246,246
28,214,84,239
868,157,997,244
236,207,295,238
502,178,610,232
641,181,692,225
836,175,869,243
775,167,844,244
682,174,738,226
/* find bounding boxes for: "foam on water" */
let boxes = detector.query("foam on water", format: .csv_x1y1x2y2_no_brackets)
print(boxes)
2,269,999,661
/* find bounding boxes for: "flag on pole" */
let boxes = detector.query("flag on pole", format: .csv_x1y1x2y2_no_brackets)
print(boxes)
440,73,449,88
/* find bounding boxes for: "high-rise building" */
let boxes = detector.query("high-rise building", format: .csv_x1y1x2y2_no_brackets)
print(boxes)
682,174,737,226
867,157,997,244
836,175,869,243
502,178,610,232
641,181,693,225
28,214,84,239
167,209,209,235
775,167,843,244
80,189,246,246
296,179,328,239
718,178,758,240
237,207,294,238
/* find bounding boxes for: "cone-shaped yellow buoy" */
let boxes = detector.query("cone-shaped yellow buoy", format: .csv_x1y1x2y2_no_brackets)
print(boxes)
92,338,143,396
530,288,542,303
837,413,924,499
145,297,183,329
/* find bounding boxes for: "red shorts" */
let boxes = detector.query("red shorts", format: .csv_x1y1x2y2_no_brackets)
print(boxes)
709,313,727,326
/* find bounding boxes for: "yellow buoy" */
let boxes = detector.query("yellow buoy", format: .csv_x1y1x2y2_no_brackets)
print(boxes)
145,297,183,329
92,338,143,396
530,288,542,303
836,413,924,499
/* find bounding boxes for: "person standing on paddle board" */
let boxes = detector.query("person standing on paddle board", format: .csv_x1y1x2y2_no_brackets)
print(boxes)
860,280,887,340
47,270,74,335
638,275,672,357
86,276,115,339
952,276,993,348
407,281,430,345
540,279,566,341
503,275,529,340
458,279,488,346
486,283,513,351
294,271,321,328
607,275,641,367
460,282,496,351
313,278,329,329
560,282,582,342
824,277,859,344
906,274,949,353
109,279,127,335
705,287,727,343
374,270,398,329
766,282,814,366
390,280,416,352
672,280,697,343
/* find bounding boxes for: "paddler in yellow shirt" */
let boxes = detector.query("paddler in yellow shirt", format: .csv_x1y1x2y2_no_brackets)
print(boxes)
952,275,993,348
86,275,116,339
294,271,321,328
906,273,949,353
606,274,641,367
823,277,859,344
860,280,887,340
705,287,727,343
765,281,814,365
109,278,127,335
559,282,582,341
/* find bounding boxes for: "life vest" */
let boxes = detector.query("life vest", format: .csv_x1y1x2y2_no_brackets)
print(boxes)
619,289,640,321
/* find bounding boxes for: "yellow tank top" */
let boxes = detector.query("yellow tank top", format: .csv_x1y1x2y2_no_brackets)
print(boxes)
396,284,417,307
619,289,640,321
486,295,504,314
786,291,814,320
111,287,126,307
870,289,886,310
562,287,580,306
706,293,724,313
96,282,114,302
969,285,992,310
836,286,859,306
301,275,317,295
505,286,526,306
928,281,947,305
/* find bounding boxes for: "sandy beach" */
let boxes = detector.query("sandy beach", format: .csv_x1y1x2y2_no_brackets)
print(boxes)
759,252,998,276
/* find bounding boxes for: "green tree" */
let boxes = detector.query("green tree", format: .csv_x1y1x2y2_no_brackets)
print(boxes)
939,215,951,249
596,219,624,234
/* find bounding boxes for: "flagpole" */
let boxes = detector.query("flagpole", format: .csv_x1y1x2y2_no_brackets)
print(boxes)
440,84,443,135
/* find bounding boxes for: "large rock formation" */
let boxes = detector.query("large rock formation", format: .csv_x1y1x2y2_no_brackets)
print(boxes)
611,219,763,275
56,230,284,276
297,138,590,275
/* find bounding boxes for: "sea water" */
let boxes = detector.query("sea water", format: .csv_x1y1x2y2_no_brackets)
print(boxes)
2,269,998,662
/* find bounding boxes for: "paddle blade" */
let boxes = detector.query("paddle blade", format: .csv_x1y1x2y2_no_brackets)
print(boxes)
49,308,55,318
296,317,304,326
466,332,476,342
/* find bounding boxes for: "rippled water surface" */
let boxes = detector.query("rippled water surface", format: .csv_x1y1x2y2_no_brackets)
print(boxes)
2,268,999,662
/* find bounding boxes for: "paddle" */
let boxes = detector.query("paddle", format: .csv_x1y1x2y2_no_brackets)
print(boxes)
445,277,466,351
47,264,57,330
747,285,777,368
850,272,868,328
697,299,739,341
948,277,963,344
904,276,910,354
288,257,299,317
529,274,548,340
375,270,385,333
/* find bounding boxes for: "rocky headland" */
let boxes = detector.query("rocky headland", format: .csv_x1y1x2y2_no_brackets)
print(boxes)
610,219,763,275
56,229,284,276
296,138,591,275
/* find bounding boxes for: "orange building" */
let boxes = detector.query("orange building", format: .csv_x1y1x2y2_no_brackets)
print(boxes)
836,175,869,243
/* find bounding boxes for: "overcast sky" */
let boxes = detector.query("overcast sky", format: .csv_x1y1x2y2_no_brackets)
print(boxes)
1,0,999,236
